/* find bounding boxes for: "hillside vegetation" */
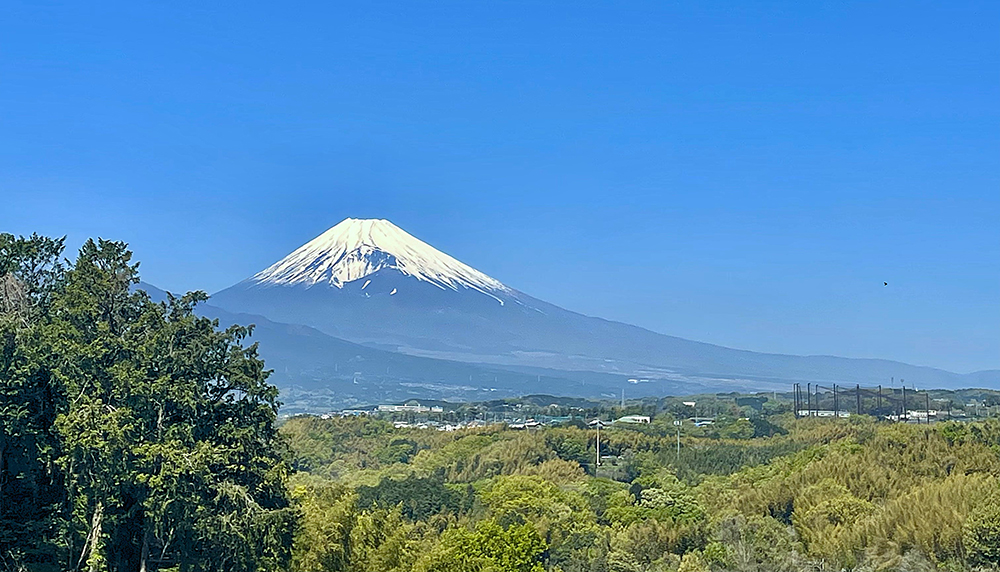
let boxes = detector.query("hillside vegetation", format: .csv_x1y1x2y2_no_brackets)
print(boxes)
281,414,1000,572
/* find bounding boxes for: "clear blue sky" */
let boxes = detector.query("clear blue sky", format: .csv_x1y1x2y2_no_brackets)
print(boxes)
2,1,997,373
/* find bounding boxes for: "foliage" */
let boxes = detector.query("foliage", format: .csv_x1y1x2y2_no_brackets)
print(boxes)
964,496,1000,567
356,472,473,520
284,411,1000,572
416,520,546,572
1,235,293,571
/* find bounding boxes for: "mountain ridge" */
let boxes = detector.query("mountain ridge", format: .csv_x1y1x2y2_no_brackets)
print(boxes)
207,219,999,392
136,282,724,412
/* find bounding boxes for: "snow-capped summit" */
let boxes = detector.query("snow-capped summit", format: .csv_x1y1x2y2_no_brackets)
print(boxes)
251,218,509,297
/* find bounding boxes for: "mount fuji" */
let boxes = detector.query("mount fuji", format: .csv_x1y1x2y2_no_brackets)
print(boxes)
210,218,999,394
212,218,548,361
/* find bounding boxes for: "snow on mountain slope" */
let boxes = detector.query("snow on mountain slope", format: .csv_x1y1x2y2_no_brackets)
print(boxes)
251,218,509,302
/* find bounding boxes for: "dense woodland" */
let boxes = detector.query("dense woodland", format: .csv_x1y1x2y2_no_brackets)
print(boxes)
281,413,1000,572
1,235,293,571
4,233,1000,571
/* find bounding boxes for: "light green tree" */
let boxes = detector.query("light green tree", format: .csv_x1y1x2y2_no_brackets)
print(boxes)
416,520,546,572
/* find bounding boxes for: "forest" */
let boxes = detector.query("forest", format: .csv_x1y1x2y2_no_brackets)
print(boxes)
4,233,1000,572
280,412,1000,572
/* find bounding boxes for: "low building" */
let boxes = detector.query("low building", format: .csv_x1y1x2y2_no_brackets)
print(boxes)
377,402,444,413
616,415,651,424
886,410,939,422
797,410,851,418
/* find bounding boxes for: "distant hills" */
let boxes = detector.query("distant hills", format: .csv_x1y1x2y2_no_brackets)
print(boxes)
145,218,998,411
139,282,699,413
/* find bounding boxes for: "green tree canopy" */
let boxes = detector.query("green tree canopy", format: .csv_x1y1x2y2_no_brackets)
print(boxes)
1,235,294,572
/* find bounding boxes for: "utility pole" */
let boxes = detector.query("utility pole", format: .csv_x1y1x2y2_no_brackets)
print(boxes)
926,392,930,424
674,420,682,462
834,384,839,419
807,383,812,417
901,385,907,422
856,384,861,416
589,419,605,472
596,421,601,467
877,385,882,418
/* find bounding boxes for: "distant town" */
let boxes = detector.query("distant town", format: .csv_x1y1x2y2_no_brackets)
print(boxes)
302,387,1000,432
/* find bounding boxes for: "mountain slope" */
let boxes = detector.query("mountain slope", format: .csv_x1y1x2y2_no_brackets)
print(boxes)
138,283,710,411
210,219,999,390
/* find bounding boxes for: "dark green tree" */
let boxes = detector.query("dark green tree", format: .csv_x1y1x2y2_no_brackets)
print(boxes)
356,471,472,520
2,235,295,572
51,239,295,571
0,233,67,567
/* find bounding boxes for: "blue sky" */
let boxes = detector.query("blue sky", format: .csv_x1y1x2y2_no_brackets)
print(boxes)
2,1,997,373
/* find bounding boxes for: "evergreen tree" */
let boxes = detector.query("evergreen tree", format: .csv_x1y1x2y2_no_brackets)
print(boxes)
1,235,295,571
0,233,67,567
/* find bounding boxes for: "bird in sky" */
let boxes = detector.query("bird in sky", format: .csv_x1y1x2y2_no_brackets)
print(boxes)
884,282,888,286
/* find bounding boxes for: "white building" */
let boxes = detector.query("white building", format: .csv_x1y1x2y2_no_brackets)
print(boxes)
797,410,851,418
616,415,651,424
377,403,444,413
